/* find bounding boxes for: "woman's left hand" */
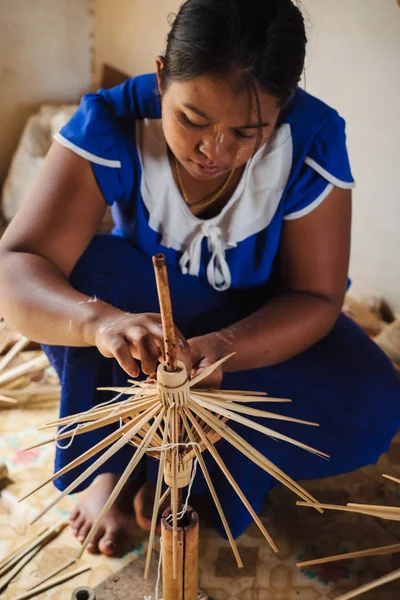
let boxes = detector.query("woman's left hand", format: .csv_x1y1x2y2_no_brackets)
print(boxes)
188,332,234,389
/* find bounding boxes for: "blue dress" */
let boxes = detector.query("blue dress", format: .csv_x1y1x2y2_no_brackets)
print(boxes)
43,74,400,539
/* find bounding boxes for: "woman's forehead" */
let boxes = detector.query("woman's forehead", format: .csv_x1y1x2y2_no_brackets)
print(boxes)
165,74,280,125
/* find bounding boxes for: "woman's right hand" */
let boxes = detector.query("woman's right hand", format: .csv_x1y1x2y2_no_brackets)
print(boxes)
86,308,192,378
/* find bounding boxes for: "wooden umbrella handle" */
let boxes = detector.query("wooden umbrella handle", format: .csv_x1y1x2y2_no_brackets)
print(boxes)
152,254,178,372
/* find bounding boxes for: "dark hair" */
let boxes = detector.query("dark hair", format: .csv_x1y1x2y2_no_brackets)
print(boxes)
162,0,307,106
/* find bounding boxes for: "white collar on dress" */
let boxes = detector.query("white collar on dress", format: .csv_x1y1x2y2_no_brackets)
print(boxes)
136,119,293,290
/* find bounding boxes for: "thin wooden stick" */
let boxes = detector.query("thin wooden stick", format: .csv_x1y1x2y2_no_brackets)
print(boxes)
190,401,322,510
27,558,77,590
0,336,30,373
348,502,400,514
12,565,91,600
189,354,235,388
334,567,400,600
171,406,178,579
195,394,318,427
39,397,148,429
19,411,155,502
297,541,400,568
21,398,159,453
297,501,400,521
1,385,61,398
0,394,18,404
0,521,66,579
30,405,161,525
185,406,279,553
0,329,12,355
181,411,243,567
159,487,171,509
0,354,48,387
191,394,329,459
383,473,400,485
77,407,166,557
36,397,159,442
144,409,171,579
195,390,291,403
0,527,48,573
153,254,177,372
0,546,42,593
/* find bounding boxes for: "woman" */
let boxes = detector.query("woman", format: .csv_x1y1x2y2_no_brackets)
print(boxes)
0,0,399,557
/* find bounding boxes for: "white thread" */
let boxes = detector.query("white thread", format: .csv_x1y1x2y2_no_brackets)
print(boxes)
155,534,163,600
55,387,137,450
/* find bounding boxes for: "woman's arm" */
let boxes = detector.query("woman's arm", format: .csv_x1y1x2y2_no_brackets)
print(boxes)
189,186,351,379
0,143,191,377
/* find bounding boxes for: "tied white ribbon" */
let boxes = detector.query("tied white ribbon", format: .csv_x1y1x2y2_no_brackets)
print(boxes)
179,223,233,291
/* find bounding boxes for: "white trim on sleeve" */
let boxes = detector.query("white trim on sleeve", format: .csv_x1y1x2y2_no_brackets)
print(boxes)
54,133,122,168
284,183,334,221
304,156,355,190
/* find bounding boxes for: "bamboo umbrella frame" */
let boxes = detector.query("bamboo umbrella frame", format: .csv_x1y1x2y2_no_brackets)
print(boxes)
19,254,329,597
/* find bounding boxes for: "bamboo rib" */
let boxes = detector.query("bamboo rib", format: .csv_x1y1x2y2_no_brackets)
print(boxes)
296,502,400,521
0,336,30,373
0,546,42,593
195,390,291,403
0,354,49,387
181,411,243,567
191,394,328,459
297,541,400,568
27,559,77,590
334,567,400,600
40,395,158,430
383,474,400,485
171,407,178,579
21,398,159,453
144,409,171,579
30,404,161,525
159,487,171,509
185,406,278,553
0,394,18,404
12,565,91,600
0,521,66,579
190,401,322,510
0,527,48,574
77,407,166,558
195,394,318,427
189,354,235,388
19,410,156,502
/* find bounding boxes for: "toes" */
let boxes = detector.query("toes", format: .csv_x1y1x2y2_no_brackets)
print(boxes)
98,529,121,556
77,520,93,545
71,514,86,536
69,506,80,522
87,527,104,554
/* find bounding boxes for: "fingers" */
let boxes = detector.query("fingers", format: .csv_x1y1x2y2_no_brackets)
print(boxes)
95,312,190,378
97,334,140,378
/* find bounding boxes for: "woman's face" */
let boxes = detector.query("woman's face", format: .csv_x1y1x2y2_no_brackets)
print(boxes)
156,60,281,182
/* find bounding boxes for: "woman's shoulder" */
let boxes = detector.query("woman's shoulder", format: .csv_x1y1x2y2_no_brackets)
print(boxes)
96,73,161,121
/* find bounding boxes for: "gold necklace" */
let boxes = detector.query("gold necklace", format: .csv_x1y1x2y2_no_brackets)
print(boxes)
174,156,235,213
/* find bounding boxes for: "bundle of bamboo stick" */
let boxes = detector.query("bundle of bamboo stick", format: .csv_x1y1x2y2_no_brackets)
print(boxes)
0,320,60,406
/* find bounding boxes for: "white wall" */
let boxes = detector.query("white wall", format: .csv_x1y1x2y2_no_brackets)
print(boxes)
302,0,400,310
92,0,400,309
0,0,93,186
94,0,180,84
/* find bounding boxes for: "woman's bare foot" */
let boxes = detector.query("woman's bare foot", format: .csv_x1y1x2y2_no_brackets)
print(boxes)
69,473,141,556
133,481,170,532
